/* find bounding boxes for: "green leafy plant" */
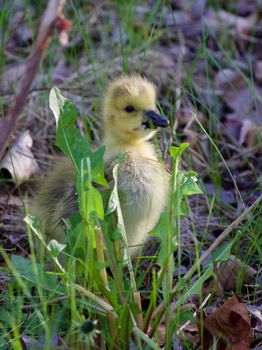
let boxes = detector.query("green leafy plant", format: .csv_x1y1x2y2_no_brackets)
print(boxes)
0,89,241,349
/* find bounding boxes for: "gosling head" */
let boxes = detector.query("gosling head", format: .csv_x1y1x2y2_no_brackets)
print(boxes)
103,75,169,144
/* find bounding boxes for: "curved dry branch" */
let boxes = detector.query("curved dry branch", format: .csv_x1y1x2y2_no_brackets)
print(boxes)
0,0,70,160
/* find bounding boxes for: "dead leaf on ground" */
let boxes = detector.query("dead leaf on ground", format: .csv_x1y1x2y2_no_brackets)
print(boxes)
239,119,262,153
205,9,256,36
0,130,39,184
203,274,224,298
215,68,262,123
247,305,262,323
255,60,262,83
182,322,200,347
154,323,166,347
203,295,252,350
215,68,246,93
214,255,257,291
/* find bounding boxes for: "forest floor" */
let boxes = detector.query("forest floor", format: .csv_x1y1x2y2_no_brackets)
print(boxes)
0,1,262,349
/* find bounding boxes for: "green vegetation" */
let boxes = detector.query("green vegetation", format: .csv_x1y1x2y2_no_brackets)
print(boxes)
0,1,261,349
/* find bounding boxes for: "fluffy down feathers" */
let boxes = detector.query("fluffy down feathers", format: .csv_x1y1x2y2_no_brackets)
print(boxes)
32,75,169,255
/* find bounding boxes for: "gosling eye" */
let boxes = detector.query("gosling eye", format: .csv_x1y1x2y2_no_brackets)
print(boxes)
124,105,135,113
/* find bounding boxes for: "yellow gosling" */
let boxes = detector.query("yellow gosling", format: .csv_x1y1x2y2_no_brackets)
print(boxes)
32,75,170,255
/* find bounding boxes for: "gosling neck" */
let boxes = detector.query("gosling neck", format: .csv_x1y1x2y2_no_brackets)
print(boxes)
103,130,156,160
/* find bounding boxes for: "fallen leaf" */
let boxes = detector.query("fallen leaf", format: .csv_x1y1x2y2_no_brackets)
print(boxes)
200,311,227,350
204,296,252,350
155,323,166,347
182,322,200,347
215,69,246,93
205,9,256,35
214,255,257,291
223,119,242,140
203,274,224,298
239,119,262,153
0,130,39,183
215,68,262,119
247,305,262,324
254,60,262,83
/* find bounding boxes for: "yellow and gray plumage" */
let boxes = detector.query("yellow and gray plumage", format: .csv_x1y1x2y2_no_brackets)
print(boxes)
32,75,170,254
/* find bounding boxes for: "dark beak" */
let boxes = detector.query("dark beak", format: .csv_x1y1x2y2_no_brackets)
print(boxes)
143,110,169,129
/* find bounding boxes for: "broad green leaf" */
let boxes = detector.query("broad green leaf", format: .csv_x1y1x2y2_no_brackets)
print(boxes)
24,214,46,244
149,212,178,267
173,268,213,310
180,171,203,196
111,226,123,241
212,236,239,263
56,128,90,168
149,211,177,299
76,158,104,220
11,255,64,295
170,143,189,161
87,184,104,220
49,88,107,225
91,146,107,187
107,163,131,263
106,153,126,216
49,87,78,126
107,164,124,231
49,87,107,186
106,168,119,216
48,239,67,258
66,213,85,261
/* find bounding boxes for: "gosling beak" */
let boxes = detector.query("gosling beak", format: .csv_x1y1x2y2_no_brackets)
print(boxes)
143,110,169,129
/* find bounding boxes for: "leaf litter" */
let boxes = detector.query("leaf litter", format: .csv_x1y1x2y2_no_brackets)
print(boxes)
0,0,262,349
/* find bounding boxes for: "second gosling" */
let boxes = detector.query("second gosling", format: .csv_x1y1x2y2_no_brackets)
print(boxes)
33,75,170,255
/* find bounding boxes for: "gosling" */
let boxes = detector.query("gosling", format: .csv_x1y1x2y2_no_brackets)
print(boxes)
33,75,170,255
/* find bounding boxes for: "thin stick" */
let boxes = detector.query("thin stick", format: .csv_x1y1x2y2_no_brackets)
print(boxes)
148,194,262,339
95,226,119,349
176,193,262,287
95,226,109,290
0,0,70,159
73,283,116,315
134,292,144,330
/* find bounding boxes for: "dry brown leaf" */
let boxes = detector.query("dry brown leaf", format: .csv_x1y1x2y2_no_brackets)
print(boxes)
0,130,39,183
154,323,166,347
247,305,262,324
182,322,200,347
255,60,262,83
204,295,252,350
215,69,246,93
239,119,262,153
203,274,224,298
200,313,227,350
205,9,256,35
214,255,257,291
215,68,262,123
223,119,242,141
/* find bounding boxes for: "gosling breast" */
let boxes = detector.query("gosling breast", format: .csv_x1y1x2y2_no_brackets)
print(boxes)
109,149,169,254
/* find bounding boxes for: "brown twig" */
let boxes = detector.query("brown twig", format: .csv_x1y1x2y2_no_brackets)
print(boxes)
0,0,71,160
147,194,262,339
182,193,262,283
95,226,109,290
95,227,120,349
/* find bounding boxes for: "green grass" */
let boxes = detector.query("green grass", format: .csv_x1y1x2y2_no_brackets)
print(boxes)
0,1,261,349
